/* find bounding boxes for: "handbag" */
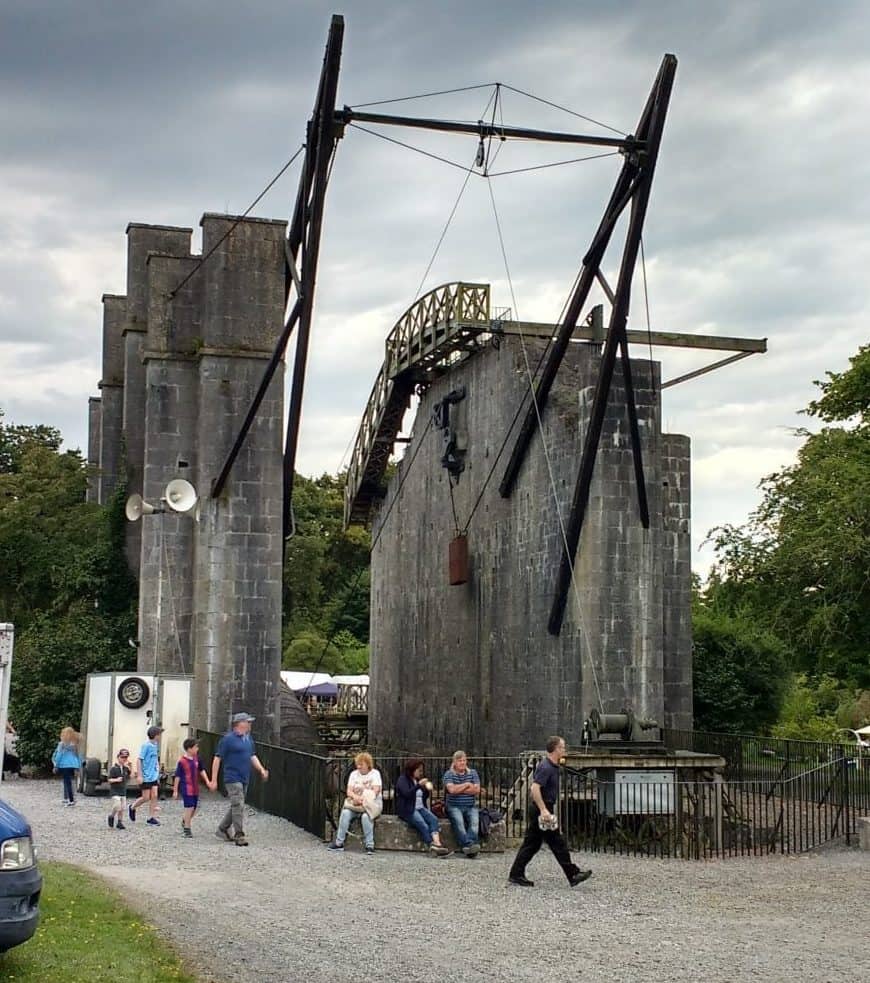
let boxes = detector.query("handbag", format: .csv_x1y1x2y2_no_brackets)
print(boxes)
362,788,383,820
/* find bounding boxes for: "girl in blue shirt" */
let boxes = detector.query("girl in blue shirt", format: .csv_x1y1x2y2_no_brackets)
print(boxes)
51,726,82,805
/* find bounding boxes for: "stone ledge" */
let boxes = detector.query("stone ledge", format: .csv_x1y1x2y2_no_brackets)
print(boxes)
326,814,506,853
858,816,870,851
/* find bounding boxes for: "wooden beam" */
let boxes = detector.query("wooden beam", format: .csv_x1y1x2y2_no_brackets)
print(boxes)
661,350,755,389
494,322,767,354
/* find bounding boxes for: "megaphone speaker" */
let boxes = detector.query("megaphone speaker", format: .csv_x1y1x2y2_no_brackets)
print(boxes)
125,494,158,522
164,478,199,514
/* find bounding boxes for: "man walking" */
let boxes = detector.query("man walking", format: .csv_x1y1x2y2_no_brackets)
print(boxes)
443,750,481,857
210,712,269,847
508,735,592,888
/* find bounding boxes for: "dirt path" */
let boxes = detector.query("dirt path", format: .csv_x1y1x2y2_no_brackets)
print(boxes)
4,780,868,983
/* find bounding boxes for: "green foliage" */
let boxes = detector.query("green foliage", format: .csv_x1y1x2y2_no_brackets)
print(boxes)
283,472,371,674
771,675,840,742
0,410,62,474
704,343,870,702
692,600,789,733
806,342,870,424
12,607,134,765
281,628,369,676
0,411,137,766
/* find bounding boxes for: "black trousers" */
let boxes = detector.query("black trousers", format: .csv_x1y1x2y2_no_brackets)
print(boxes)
509,808,579,882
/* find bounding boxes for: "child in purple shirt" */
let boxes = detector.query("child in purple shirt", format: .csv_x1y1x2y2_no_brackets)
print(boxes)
172,738,214,838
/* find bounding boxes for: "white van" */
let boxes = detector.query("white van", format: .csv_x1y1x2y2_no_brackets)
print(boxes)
78,672,193,795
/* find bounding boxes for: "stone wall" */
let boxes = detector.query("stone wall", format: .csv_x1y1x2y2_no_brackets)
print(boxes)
86,214,288,741
369,337,692,754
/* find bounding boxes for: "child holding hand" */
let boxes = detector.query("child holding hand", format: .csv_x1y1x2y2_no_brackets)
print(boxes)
172,738,215,838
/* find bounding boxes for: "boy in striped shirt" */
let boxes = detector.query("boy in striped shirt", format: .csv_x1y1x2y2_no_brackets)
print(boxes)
172,738,215,837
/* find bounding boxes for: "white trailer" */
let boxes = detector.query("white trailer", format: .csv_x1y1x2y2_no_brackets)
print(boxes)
0,624,13,782
78,672,193,795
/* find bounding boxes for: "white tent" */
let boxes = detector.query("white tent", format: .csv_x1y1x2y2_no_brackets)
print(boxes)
280,670,334,691
332,675,369,686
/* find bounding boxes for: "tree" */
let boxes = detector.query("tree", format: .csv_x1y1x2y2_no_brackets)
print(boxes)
0,412,137,764
692,601,789,733
283,472,371,650
705,344,870,691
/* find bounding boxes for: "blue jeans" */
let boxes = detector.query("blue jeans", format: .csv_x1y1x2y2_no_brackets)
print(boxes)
336,808,375,848
405,807,439,845
446,804,479,847
59,768,76,802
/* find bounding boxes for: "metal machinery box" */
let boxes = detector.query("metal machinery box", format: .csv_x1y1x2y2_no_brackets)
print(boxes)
597,769,676,817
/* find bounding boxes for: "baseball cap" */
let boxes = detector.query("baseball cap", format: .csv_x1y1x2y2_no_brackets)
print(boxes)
117,748,130,757
231,712,255,724
147,725,164,738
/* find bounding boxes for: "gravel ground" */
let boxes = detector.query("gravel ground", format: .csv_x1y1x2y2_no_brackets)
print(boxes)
2,780,867,983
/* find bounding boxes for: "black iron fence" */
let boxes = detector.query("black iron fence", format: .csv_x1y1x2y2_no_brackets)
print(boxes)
335,753,536,839
663,727,870,814
196,730,864,856
559,757,854,858
197,730,329,838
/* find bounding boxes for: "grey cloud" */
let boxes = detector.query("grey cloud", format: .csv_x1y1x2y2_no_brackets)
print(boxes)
2,0,869,574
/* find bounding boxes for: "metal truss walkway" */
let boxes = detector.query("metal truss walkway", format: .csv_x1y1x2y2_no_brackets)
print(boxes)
344,281,491,527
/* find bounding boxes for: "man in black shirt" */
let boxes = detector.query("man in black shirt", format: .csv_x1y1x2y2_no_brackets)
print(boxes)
508,735,592,888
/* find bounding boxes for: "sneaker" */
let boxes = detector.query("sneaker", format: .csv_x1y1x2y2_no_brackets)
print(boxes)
327,841,345,851
108,815,115,828
128,805,137,823
509,875,535,887
429,844,451,857
116,822,126,830
568,870,592,887
183,827,193,838
234,834,249,847
365,846,375,855
146,817,161,826
462,843,481,857
215,828,233,842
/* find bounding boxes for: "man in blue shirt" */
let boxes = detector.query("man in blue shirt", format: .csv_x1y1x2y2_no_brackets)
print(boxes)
508,735,592,888
442,750,481,857
210,712,269,847
129,725,164,826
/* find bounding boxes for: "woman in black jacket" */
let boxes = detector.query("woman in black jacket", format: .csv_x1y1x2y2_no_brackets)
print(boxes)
394,757,450,856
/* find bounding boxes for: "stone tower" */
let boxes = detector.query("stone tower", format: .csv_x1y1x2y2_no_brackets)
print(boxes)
368,336,692,754
88,215,288,741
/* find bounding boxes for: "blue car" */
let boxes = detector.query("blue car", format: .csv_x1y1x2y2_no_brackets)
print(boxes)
0,798,41,952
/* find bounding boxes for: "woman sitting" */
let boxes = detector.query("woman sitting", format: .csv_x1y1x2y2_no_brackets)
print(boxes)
329,751,383,854
395,757,450,857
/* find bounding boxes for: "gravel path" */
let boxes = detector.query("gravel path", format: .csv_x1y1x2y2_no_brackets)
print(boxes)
2,780,867,983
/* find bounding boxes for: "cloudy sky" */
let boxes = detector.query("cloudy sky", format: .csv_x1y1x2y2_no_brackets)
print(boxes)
2,1,868,575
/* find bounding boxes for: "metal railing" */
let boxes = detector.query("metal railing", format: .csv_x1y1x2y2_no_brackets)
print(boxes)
344,281,491,527
332,753,532,839
195,731,863,856
663,727,870,814
197,730,329,839
558,757,854,858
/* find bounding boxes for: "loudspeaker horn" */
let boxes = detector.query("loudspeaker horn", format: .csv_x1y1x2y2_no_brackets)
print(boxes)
164,478,199,514
124,494,158,522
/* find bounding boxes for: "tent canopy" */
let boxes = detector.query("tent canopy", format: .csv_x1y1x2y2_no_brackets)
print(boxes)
281,670,368,694
281,670,336,695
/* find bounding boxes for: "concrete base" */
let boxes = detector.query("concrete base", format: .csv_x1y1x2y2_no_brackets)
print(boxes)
858,816,870,851
327,814,506,853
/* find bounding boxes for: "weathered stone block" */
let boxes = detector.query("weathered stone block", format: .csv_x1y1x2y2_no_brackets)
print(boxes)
328,814,506,853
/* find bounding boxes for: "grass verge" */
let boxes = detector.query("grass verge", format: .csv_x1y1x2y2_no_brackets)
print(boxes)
0,861,200,982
